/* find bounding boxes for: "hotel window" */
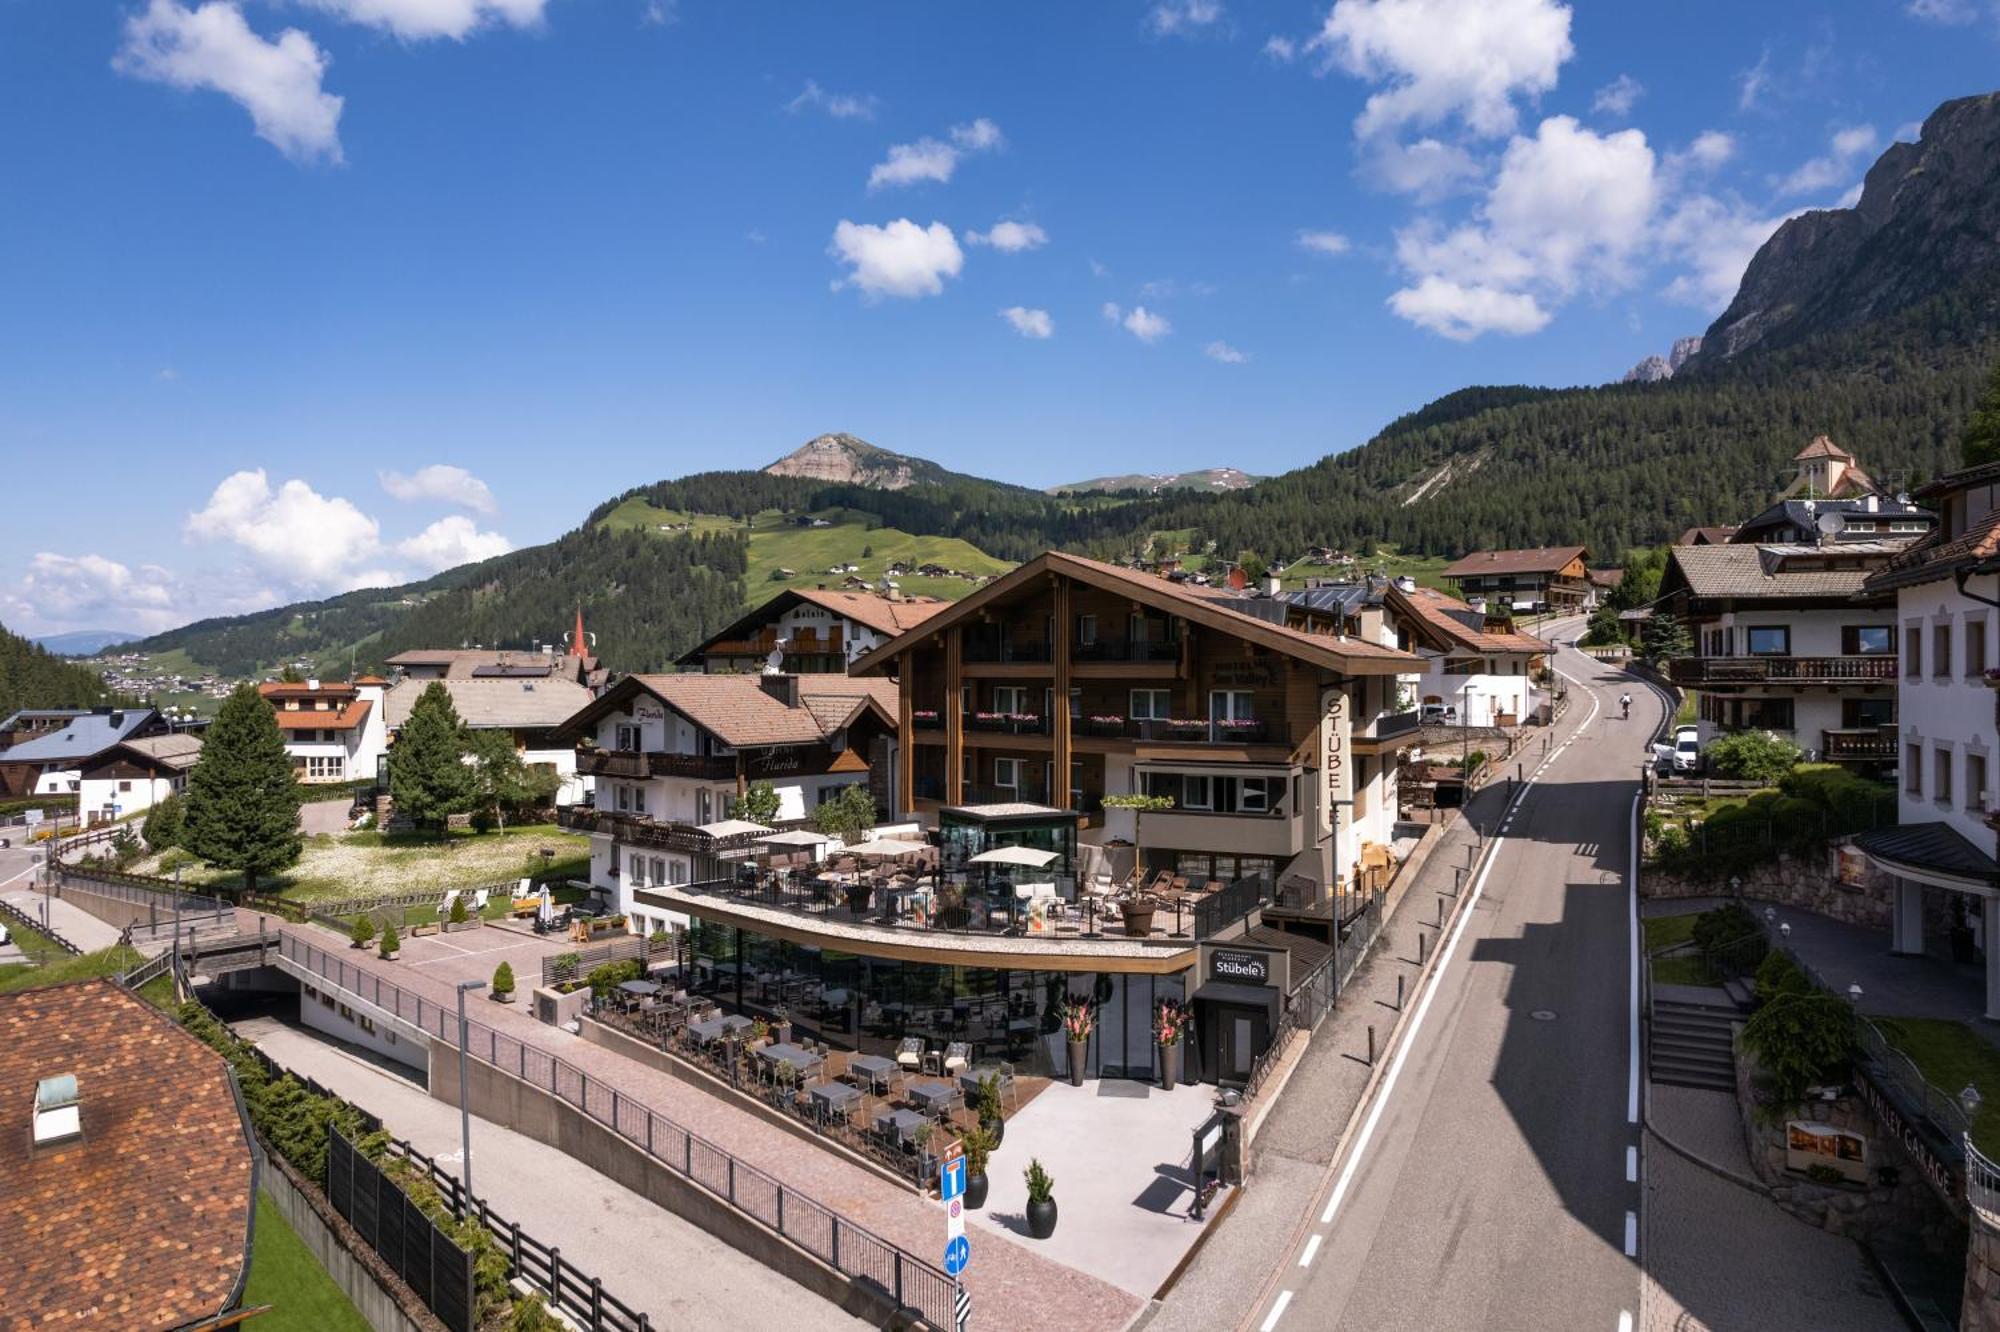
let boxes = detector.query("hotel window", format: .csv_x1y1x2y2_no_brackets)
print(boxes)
615,723,642,751
992,685,1029,715
1935,622,1953,679
1905,625,1923,678
1744,626,1790,656
1076,614,1098,646
1209,690,1255,724
1841,625,1893,655
1969,620,1989,679
696,788,712,823
1735,697,1794,730
650,856,666,885
628,852,648,886
1936,747,1954,804
670,859,690,886
1971,754,1990,813
1906,744,1923,794
993,757,1022,792
1130,689,1173,721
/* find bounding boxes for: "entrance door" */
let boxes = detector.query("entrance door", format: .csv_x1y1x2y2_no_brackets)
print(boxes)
1220,1013,1256,1083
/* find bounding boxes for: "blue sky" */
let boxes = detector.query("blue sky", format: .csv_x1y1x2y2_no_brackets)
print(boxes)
3,0,1996,637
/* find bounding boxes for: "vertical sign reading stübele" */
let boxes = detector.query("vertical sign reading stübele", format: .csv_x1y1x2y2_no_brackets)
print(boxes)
1319,685,1351,858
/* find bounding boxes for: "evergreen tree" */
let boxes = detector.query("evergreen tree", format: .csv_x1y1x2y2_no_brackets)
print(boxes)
467,728,559,831
1963,357,2000,468
390,682,475,834
1642,612,1694,663
182,683,302,894
141,790,185,850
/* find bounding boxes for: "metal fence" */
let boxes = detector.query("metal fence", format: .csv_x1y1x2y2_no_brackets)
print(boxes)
57,866,233,917
279,934,953,1329
1967,1136,2000,1229
328,1125,477,1332
542,934,658,988
1194,872,1273,939
1331,887,1388,996
0,897,81,954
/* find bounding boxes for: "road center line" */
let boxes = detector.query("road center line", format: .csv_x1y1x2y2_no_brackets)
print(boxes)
1627,789,1641,1125
1623,1210,1638,1258
1298,1234,1322,1268
1626,1145,1637,1183
1260,1289,1294,1331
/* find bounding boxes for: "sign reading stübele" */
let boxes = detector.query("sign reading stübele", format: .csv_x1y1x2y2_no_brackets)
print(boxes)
1199,941,1288,991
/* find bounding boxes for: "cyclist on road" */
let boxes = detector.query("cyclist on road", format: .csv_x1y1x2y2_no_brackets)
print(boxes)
1620,692,1633,721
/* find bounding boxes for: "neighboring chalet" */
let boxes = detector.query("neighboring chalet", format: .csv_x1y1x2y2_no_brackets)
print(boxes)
677,586,948,675
78,732,202,824
1782,434,1881,500
1676,526,1739,547
0,708,93,751
1658,541,1906,765
1441,546,1590,614
0,980,256,1331
259,677,388,785
847,550,1421,897
0,707,168,798
1729,494,1935,546
384,673,595,805
1856,459,2000,1010
386,636,607,691
1388,581,1551,728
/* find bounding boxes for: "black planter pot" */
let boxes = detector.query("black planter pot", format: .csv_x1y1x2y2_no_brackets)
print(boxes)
1026,1197,1058,1239
1157,1042,1181,1091
1067,1038,1088,1087
982,1114,1005,1148
966,1171,989,1210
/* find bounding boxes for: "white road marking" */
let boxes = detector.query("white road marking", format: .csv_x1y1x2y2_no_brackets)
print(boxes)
1624,1209,1638,1257
1627,789,1641,1125
1299,1234,1322,1267
1261,1290,1294,1331
0,864,42,891
1618,1312,1634,1332
1626,1145,1638,1182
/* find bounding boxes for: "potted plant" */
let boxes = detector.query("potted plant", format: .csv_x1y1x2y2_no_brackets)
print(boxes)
914,1123,936,1178
750,1017,771,1048
976,1072,1005,1147
772,1006,792,1046
962,1126,995,1210
1153,997,1188,1090
1118,895,1157,938
349,915,377,950
1024,1158,1057,1239
448,894,470,928
492,960,516,1004
1058,995,1096,1086
378,922,400,960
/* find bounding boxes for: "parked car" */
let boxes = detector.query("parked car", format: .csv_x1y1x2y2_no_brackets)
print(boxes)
1672,725,1702,774
1420,703,1459,724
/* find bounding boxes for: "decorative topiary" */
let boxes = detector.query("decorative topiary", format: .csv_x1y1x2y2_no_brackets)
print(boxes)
350,915,377,949
378,922,400,958
449,895,469,925
492,961,515,996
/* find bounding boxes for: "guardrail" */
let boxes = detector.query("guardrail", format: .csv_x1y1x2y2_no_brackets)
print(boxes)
277,933,953,1329
0,897,82,954
1967,1136,2000,1230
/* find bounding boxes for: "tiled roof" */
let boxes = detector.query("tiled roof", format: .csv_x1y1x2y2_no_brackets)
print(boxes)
272,699,372,732
1855,822,1998,885
1861,505,2000,594
792,588,950,637
114,733,204,771
1666,543,1891,600
1587,568,1625,588
1676,526,1738,546
0,981,254,1331
564,673,896,750
385,649,600,681
1391,584,1550,655
384,678,591,730
1793,434,1854,461
257,681,357,700
1914,459,2000,500
0,710,160,764
1441,546,1588,578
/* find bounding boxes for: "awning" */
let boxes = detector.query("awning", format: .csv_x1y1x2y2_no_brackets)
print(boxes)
1854,823,2000,892
1191,980,1282,1011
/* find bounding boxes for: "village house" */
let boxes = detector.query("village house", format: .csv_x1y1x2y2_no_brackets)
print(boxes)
383,672,595,806
675,585,948,675
0,706,169,798
1387,581,1551,729
258,677,389,786
1441,545,1591,614
77,732,202,824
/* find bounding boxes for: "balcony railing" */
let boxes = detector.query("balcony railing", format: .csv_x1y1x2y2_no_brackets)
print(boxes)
1357,710,1421,741
966,713,1051,736
1071,639,1180,664
962,639,1053,664
703,632,845,658
1666,654,1898,686
1076,716,1277,745
578,748,737,781
1821,725,1898,762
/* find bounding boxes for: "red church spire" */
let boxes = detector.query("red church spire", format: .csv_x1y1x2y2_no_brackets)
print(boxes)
568,606,588,658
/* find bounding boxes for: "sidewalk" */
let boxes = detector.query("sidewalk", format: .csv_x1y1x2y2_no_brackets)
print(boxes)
238,1013,867,1330
2,883,130,953
282,921,1145,1332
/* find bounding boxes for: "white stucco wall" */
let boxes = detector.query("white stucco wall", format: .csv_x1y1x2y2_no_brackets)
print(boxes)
78,773,177,822
1897,573,1999,858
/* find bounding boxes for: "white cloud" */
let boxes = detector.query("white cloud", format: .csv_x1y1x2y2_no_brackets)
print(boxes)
786,79,877,121
1905,0,1983,23
1677,130,1735,172
156,367,181,382
1147,0,1225,37
303,0,546,41
1656,193,1796,310
968,221,1048,252
1738,49,1770,111
866,118,1003,190
1387,115,1657,338
379,464,498,514
113,0,343,163
1388,276,1549,339
1204,341,1249,363
640,0,676,25
1000,307,1054,339
1776,124,1878,198
5,553,185,633
1102,302,1172,343
395,515,512,572
1262,35,1298,61
1364,136,1483,200
1296,229,1352,256
829,219,965,299
185,470,384,592
1591,73,1642,118
1313,0,1574,141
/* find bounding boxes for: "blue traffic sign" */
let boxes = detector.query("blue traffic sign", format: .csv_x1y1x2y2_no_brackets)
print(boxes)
939,1157,966,1202
944,1235,970,1276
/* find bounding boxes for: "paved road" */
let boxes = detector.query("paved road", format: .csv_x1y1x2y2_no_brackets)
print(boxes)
1254,628,1657,1332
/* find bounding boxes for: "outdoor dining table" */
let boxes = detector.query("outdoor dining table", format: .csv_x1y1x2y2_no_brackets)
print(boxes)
757,1042,824,1077
905,1079,961,1116
617,979,661,997
808,1080,862,1123
847,1052,897,1092
874,1107,930,1144
689,1014,752,1045
958,1068,1012,1100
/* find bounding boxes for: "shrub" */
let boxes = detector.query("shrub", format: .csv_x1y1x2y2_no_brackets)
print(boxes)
378,922,400,958
585,958,642,998
1705,731,1802,784
1692,902,1768,972
350,916,377,948
1755,950,1812,1003
1742,991,1854,1109
142,792,186,850
1024,1157,1054,1204
492,961,515,996
448,895,469,925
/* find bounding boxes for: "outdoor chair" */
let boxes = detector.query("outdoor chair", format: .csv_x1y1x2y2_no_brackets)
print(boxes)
472,888,490,914
943,1041,971,1075
997,1062,1021,1111
896,1036,924,1072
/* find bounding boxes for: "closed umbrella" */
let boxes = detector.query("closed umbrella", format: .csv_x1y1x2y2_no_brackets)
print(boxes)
966,845,1059,868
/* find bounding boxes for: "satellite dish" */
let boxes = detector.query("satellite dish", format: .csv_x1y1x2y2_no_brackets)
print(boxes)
764,638,787,675
1816,510,1847,538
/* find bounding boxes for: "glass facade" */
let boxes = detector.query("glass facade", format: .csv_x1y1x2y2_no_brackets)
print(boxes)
936,810,1079,876
684,918,1188,1081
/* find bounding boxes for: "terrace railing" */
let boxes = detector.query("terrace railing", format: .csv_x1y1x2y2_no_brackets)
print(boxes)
1667,654,1898,686
1194,872,1273,939
277,933,954,1330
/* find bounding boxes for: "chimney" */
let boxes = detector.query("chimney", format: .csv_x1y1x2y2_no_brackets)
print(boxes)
306,678,320,691
759,674,800,709
1395,575,1417,594
107,710,125,727
1467,595,1487,614
1260,573,1282,597
32,1074,81,1147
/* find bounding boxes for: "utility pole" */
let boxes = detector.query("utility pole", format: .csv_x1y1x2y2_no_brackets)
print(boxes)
455,979,487,1200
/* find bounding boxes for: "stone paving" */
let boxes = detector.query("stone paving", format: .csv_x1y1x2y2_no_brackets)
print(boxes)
280,919,1145,1332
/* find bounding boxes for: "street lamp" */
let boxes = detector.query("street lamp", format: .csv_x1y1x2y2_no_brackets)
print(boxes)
1779,922,1791,939
1963,1084,1984,1120
1848,983,1864,1006
454,979,487,1200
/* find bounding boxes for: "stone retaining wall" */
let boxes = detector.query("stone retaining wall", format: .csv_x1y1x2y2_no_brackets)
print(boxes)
1641,848,1894,931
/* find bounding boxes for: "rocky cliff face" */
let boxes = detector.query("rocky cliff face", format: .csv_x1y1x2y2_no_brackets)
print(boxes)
1619,335,1703,383
1050,467,1261,495
1686,92,2000,368
763,433,949,490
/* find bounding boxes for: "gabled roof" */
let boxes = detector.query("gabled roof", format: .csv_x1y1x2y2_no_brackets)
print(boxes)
384,678,591,731
848,550,1419,677
94,732,203,773
1440,546,1589,578
258,680,357,700
0,708,91,730
1732,496,1933,543
1664,543,1895,602
386,648,600,681
676,587,949,665
0,981,255,1331
1388,584,1550,656
1587,568,1625,588
272,699,372,732
1794,434,1854,461
0,709,160,764
554,673,896,750
1676,526,1738,546
1862,508,2000,594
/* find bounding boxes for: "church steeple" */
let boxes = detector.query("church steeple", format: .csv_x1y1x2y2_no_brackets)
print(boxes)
567,606,588,659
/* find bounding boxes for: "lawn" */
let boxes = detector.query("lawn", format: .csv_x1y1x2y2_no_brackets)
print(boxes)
134,823,591,904
1650,954,1721,987
241,1191,371,1332
1278,546,1455,592
1642,913,1701,954
1872,1016,2000,1156
0,941,146,995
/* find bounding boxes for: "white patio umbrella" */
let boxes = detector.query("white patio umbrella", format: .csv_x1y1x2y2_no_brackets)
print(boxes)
757,829,831,848
966,845,1060,869
844,836,930,859
696,818,775,838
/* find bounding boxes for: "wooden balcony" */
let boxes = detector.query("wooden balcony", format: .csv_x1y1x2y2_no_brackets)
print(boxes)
578,748,737,781
1666,655,1898,686
1075,716,1277,745
1820,726,1898,763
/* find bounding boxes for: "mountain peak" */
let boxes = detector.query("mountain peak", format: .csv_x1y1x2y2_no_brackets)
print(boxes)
763,433,951,490
1050,467,1262,495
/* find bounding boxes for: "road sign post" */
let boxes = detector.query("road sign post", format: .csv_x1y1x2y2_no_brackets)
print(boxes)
943,1234,969,1276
